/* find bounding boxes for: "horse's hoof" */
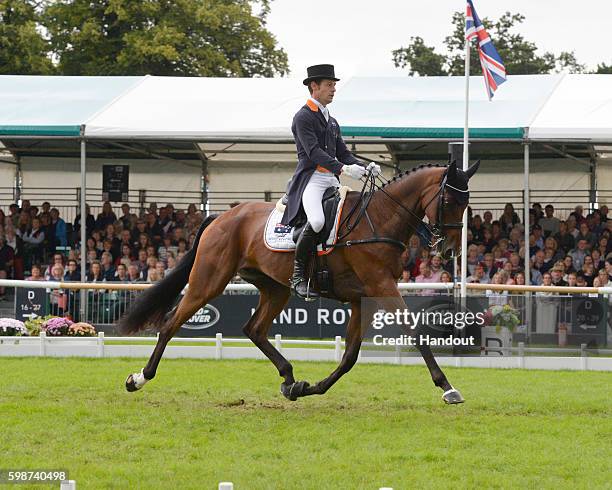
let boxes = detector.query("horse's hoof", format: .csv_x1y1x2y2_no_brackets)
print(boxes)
280,381,310,401
442,388,465,405
125,373,142,392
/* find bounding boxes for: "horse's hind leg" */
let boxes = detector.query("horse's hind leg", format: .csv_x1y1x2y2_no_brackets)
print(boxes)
125,254,237,392
240,276,297,393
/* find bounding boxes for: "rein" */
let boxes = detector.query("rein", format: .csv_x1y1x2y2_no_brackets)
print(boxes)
328,166,466,252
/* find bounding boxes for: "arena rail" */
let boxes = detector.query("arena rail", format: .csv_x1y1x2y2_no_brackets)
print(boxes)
1,279,611,295
1,331,611,371
1,279,610,372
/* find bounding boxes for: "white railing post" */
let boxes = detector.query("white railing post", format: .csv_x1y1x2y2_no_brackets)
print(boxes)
218,483,233,490
274,334,282,354
395,343,401,365
334,336,342,362
518,342,525,368
61,480,76,490
215,333,223,360
39,331,46,356
580,343,587,370
97,331,104,358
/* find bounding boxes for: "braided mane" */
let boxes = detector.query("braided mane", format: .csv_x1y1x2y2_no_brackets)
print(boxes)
381,162,447,189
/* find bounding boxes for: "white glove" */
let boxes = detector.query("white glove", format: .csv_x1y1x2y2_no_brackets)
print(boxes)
367,162,381,176
342,164,366,180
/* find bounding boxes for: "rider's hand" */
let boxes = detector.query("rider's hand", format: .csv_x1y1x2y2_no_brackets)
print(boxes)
367,162,382,176
342,164,366,180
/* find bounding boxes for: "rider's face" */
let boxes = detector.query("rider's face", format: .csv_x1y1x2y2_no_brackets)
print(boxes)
311,79,336,106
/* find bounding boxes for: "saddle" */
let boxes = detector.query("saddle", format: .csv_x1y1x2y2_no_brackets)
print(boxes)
292,187,341,244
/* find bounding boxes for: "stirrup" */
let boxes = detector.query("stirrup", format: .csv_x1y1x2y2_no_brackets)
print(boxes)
291,277,318,301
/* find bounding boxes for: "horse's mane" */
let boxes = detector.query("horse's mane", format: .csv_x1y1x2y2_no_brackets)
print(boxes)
381,162,447,189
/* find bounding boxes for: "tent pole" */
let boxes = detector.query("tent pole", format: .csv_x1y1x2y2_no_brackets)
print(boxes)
80,128,87,321
524,143,531,338
589,157,597,212
460,34,470,299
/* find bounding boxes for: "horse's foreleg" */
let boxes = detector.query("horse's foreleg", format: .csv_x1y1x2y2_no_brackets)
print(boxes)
295,302,363,398
375,289,464,404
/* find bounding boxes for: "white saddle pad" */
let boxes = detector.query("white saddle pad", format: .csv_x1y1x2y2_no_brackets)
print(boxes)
264,186,351,254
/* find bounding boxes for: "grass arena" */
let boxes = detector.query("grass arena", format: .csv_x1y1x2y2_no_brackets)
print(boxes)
0,357,610,489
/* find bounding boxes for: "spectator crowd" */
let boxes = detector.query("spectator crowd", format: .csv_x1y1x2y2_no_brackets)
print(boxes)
399,203,612,292
0,199,611,302
0,200,205,300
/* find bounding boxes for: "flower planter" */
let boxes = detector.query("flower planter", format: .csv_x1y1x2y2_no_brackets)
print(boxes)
481,325,512,356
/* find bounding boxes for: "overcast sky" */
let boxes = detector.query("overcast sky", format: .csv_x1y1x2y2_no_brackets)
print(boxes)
266,0,612,78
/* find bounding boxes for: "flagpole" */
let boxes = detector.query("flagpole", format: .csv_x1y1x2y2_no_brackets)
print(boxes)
460,33,470,298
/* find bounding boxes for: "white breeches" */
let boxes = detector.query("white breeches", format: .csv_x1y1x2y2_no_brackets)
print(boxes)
302,171,340,233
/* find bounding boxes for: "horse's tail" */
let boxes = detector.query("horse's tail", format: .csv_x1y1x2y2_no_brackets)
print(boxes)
118,214,218,335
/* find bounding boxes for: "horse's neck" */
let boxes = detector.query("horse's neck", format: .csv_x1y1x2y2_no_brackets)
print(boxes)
370,171,436,245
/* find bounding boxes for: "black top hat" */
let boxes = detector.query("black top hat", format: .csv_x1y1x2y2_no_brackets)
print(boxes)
303,64,340,85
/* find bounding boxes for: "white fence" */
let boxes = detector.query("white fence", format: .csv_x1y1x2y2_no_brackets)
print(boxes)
1,331,611,371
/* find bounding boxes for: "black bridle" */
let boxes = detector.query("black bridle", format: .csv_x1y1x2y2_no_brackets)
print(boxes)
329,167,467,252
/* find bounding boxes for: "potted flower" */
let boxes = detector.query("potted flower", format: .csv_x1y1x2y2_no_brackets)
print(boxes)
24,315,52,336
42,316,73,336
481,304,519,356
68,322,96,337
0,318,29,340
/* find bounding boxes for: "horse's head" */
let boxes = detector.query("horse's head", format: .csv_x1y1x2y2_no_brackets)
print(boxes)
422,160,480,260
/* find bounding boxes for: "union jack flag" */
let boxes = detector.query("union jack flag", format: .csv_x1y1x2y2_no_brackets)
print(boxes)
465,0,507,99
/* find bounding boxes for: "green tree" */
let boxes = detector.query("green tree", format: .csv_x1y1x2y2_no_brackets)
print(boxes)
594,63,612,74
393,11,585,76
43,0,288,77
0,0,54,74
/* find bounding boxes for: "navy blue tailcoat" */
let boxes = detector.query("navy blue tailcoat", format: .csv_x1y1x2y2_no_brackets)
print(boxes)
281,100,362,226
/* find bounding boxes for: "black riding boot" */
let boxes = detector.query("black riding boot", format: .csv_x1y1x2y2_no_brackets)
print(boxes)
291,224,319,300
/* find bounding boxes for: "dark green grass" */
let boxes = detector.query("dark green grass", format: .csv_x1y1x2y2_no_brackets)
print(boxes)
0,358,610,489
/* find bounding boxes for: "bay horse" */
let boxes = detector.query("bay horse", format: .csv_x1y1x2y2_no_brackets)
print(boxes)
120,160,479,404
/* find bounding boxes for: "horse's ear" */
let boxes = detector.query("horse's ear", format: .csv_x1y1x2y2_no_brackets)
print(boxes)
448,160,458,181
465,160,481,179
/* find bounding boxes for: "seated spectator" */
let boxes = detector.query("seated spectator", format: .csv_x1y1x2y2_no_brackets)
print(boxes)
135,249,148,272
598,237,609,258
429,254,444,282
103,224,121,258
481,228,496,253
26,264,44,281
541,248,557,274
136,233,151,253
554,221,575,254
566,272,577,287
95,201,117,231
113,263,128,282
539,204,560,237
570,239,589,271
465,245,480,277
470,214,485,243
575,272,587,288
582,263,595,287
131,219,148,245
177,238,188,255
482,253,497,280
22,217,45,267
141,256,157,281
158,236,177,263
467,264,489,284
166,254,177,273
591,249,604,271
606,258,612,282
499,203,520,234
49,208,67,250
486,272,510,306
155,261,166,281
508,252,522,275
398,268,412,283
119,203,137,231
439,271,452,283
0,236,14,299
87,261,104,282
146,213,163,242
117,244,134,268
127,264,142,283
73,204,95,240
44,253,65,280
100,252,116,281
414,262,435,295
577,222,596,249
570,205,586,226
48,264,67,315
566,215,579,240
515,271,526,286
595,268,612,288
64,259,81,281
550,266,568,287
531,224,544,250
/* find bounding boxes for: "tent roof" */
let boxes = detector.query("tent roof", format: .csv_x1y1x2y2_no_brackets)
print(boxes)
0,76,144,136
0,74,611,164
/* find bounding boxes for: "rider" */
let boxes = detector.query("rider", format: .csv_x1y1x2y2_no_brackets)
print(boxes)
281,64,380,299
